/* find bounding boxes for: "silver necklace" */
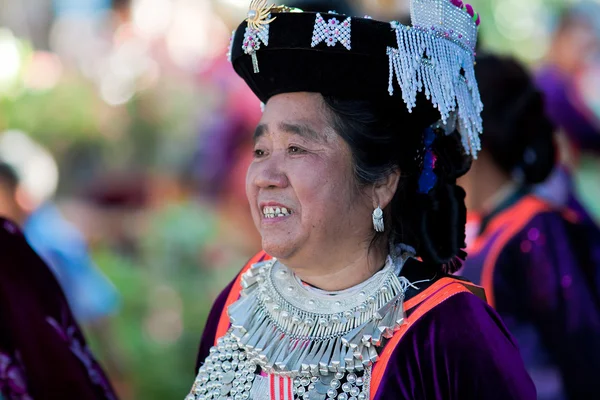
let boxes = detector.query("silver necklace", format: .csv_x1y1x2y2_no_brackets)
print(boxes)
228,251,415,376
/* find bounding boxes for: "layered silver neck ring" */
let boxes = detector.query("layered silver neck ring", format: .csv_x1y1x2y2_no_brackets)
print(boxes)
227,251,415,377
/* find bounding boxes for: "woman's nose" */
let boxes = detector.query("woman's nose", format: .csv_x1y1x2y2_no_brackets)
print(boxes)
253,155,289,189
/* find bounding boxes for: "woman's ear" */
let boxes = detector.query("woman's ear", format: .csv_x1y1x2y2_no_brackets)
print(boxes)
372,168,400,209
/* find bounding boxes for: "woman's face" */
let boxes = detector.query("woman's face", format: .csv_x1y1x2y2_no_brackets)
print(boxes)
246,92,374,267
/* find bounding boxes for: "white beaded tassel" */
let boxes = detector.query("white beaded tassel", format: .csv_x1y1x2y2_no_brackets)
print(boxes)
386,23,483,158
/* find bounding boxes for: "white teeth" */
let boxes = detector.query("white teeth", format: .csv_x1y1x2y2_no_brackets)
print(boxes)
262,206,292,218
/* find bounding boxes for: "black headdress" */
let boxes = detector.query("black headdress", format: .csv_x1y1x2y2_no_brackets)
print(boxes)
228,0,483,157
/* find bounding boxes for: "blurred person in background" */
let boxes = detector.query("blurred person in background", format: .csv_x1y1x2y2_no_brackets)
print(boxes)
460,54,600,400
0,131,128,395
536,1,600,223
0,217,118,399
0,130,120,326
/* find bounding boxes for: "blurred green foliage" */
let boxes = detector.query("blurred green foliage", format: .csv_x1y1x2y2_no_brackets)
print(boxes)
87,202,244,399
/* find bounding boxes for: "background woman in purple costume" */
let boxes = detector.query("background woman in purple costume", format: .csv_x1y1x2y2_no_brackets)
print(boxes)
0,218,118,399
460,54,600,400
535,2,600,224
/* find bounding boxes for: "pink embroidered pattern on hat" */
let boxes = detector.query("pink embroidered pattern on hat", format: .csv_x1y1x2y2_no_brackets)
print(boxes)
311,13,352,50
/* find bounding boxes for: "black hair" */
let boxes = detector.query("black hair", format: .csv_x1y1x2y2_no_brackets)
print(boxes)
0,163,19,193
322,95,470,272
475,54,555,185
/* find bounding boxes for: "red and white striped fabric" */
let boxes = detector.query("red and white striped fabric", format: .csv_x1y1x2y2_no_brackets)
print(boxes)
268,374,294,400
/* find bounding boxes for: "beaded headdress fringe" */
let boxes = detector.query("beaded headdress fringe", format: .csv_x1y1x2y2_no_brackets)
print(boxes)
387,0,483,158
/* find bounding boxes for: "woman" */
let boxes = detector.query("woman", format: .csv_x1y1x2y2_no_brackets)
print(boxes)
0,217,118,400
187,2,535,399
536,1,600,225
460,54,600,400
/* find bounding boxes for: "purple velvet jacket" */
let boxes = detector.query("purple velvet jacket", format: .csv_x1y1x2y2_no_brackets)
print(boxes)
195,258,536,399
0,218,117,400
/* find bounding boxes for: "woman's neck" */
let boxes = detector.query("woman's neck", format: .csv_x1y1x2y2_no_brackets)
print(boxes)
480,180,519,215
464,155,514,214
283,242,388,291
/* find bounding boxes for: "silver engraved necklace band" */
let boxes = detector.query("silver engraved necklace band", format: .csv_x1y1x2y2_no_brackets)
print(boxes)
228,250,415,376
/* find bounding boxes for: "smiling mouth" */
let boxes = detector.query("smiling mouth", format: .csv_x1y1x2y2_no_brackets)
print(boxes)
262,206,292,219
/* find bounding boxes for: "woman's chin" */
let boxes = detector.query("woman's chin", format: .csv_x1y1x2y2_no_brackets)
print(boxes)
260,238,297,261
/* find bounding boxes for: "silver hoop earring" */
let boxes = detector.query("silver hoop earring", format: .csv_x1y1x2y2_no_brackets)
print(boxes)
372,206,384,232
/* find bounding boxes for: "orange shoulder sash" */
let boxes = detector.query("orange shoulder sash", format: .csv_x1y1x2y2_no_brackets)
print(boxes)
369,278,483,399
214,251,271,345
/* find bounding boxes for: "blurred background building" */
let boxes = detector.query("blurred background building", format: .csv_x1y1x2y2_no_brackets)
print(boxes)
0,0,598,399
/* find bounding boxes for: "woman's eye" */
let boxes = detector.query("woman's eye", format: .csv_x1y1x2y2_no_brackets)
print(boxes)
288,146,304,154
254,149,265,157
